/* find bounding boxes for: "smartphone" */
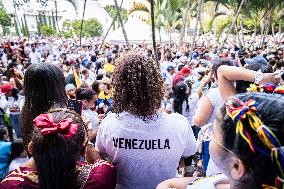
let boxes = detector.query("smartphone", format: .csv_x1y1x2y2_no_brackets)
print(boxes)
67,99,82,115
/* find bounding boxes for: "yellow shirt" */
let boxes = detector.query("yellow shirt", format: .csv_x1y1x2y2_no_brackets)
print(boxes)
104,63,114,73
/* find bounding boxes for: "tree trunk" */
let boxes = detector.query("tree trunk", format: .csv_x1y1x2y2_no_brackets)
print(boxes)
234,23,242,49
272,23,275,42
79,0,87,47
159,27,162,43
254,24,257,36
279,20,282,35
217,0,246,53
179,0,191,47
192,0,203,48
114,0,129,46
279,20,282,42
55,1,62,37
261,8,272,47
240,16,245,48
100,0,124,50
23,14,30,37
150,0,158,63
99,15,117,50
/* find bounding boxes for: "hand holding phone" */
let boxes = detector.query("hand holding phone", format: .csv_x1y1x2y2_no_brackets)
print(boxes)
67,99,82,115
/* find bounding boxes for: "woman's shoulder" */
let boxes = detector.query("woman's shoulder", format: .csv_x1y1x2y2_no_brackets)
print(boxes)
83,160,117,189
0,167,38,189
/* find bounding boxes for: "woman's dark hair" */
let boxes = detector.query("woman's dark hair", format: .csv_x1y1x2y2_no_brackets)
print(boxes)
269,59,277,68
0,125,7,141
32,109,86,189
212,58,235,80
112,52,164,118
236,63,273,93
218,92,284,188
90,55,97,62
177,64,185,71
96,74,104,80
173,82,189,114
76,88,96,101
9,139,25,163
240,57,246,67
275,60,284,70
91,81,100,94
20,63,67,150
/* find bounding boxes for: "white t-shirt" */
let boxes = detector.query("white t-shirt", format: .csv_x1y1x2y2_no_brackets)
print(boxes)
96,111,197,189
29,51,41,64
182,93,199,126
186,173,228,189
82,109,99,130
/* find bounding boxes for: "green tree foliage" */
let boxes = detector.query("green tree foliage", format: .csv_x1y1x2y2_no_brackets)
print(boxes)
40,25,56,36
62,18,103,38
0,7,11,26
0,6,11,34
62,20,74,38
105,4,128,30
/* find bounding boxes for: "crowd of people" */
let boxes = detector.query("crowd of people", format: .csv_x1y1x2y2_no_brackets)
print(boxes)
0,32,283,189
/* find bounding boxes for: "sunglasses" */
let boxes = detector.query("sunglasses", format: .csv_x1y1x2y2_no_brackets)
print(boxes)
200,123,238,157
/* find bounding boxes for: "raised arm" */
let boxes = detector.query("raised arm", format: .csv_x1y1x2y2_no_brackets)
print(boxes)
217,65,278,100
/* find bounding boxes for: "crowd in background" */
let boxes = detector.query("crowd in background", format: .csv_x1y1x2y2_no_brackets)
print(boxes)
0,32,283,189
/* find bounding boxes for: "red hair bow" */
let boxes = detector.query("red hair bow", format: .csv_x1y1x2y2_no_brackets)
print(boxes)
33,114,79,140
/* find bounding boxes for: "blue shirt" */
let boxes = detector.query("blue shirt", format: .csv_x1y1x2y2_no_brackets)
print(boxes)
0,141,11,180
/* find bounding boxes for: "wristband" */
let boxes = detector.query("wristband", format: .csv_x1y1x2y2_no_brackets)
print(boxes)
254,69,263,84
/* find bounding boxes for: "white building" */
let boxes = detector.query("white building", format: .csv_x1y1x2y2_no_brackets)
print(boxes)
2,0,112,35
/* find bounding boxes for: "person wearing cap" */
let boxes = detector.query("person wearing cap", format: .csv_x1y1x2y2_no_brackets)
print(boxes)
0,83,22,140
97,77,113,115
65,84,76,100
172,66,191,87
0,83,14,112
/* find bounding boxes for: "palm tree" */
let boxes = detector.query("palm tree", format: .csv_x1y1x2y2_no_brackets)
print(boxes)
100,0,124,50
150,0,158,63
178,0,194,47
54,0,77,37
129,0,183,43
114,0,129,46
217,0,246,52
79,0,87,46
192,0,204,48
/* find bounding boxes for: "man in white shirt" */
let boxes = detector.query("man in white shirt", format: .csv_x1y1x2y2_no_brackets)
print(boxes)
29,47,41,64
76,88,100,141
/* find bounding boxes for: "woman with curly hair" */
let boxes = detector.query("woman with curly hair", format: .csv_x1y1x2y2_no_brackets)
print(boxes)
95,52,197,189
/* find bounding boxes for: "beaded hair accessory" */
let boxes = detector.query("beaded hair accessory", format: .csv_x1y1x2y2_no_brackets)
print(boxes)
247,83,284,94
225,97,284,189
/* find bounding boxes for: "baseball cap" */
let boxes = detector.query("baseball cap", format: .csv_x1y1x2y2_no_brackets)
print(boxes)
1,83,13,94
167,65,174,72
180,66,191,74
65,84,76,92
